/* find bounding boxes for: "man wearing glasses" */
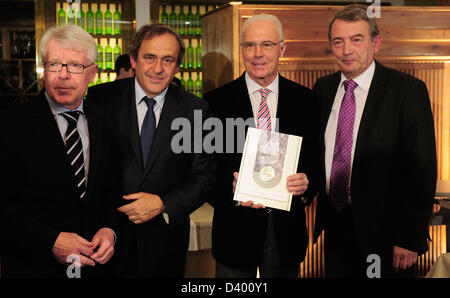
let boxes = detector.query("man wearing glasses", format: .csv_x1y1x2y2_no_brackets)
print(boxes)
0,25,119,277
203,14,319,277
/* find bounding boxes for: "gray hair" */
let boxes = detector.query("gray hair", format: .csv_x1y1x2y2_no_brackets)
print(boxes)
328,4,380,41
40,25,97,64
240,14,285,43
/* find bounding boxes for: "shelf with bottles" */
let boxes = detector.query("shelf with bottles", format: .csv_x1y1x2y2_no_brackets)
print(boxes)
180,37,202,72
160,4,208,38
0,26,36,60
56,2,123,36
176,71,203,99
90,72,117,87
0,26,39,107
95,37,123,72
0,58,39,108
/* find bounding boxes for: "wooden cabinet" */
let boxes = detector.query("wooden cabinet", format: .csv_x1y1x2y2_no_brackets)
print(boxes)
0,27,38,108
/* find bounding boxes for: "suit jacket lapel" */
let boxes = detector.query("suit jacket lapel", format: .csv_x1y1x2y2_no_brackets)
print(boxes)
352,61,389,174
320,73,341,137
31,91,80,198
276,75,286,132
234,73,256,126
115,81,143,167
83,100,101,198
319,72,341,179
142,85,184,179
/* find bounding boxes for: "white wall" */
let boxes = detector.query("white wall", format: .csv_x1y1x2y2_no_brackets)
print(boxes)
135,0,150,31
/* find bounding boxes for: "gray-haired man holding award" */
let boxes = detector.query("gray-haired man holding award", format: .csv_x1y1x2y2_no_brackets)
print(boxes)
204,13,320,278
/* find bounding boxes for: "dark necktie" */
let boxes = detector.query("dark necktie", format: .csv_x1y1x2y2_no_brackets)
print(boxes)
141,96,157,166
329,79,358,212
61,111,86,199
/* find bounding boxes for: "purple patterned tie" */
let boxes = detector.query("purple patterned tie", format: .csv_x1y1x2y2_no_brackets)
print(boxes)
329,79,358,212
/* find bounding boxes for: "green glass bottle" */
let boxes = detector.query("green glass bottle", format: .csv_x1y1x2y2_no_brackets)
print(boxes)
186,40,194,69
105,74,111,83
76,6,85,29
195,6,202,36
169,5,177,31
178,6,185,36
180,73,186,90
57,6,66,27
187,6,194,35
95,75,103,85
96,43,104,70
195,39,202,69
160,5,168,25
113,43,121,69
104,6,113,35
67,5,76,25
180,47,186,69
113,7,121,35
86,5,94,34
95,7,104,35
195,73,202,98
187,73,194,94
105,42,113,70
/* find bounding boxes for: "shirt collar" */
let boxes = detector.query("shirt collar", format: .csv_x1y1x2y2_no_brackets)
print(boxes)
245,72,279,95
135,78,168,108
339,60,375,93
45,91,84,116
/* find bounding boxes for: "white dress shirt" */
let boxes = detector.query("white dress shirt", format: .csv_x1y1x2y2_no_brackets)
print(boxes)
324,61,376,194
245,72,279,130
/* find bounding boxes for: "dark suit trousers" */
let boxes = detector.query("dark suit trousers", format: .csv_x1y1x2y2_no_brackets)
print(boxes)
324,204,415,278
216,213,299,278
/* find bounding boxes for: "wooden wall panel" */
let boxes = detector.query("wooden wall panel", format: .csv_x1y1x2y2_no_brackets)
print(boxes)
300,197,325,278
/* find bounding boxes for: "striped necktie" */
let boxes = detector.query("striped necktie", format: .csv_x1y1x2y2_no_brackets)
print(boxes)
61,111,86,199
257,87,273,214
257,88,272,131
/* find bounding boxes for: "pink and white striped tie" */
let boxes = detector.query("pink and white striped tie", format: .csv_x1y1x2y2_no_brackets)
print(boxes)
257,88,272,131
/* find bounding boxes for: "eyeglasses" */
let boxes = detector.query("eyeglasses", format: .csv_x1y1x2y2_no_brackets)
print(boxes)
240,40,284,51
44,62,94,74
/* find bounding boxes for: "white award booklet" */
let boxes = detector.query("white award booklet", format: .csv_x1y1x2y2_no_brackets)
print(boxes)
233,128,303,211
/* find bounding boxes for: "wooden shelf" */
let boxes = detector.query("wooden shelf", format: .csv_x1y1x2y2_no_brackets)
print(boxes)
91,34,122,39
180,34,202,39
180,67,202,72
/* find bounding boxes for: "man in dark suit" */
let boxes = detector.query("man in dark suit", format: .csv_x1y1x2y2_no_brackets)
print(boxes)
313,5,437,278
0,25,118,278
204,14,318,278
86,24,216,278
